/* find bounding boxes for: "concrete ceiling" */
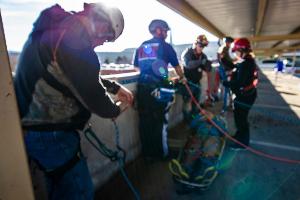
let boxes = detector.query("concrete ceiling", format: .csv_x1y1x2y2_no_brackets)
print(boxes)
157,0,300,54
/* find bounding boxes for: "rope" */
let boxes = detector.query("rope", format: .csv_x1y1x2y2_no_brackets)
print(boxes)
84,121,140,200
183,81,300,164
186,81,299,125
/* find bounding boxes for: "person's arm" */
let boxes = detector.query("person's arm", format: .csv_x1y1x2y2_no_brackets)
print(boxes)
222,50,236,70
100,78,120,94
182,49,203,69
99,77,133,108
221,58,236,70
224,62,248,90
57,39,121,118
197,54,212,72
168,45,186,82
174,65,185,79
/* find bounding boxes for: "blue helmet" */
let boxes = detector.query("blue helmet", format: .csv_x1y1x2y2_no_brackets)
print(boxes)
148,19,170,34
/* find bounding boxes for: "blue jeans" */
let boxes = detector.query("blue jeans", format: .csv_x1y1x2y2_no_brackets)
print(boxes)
25,131,94,200
219,66,230,111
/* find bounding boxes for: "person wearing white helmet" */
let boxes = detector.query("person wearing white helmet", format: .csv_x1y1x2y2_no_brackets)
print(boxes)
133,19,186,159
14,3,132,199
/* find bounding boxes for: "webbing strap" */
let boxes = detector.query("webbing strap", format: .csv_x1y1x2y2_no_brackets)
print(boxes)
44,152,81,182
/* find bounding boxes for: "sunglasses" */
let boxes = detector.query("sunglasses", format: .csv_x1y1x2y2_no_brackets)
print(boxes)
196,43,205,48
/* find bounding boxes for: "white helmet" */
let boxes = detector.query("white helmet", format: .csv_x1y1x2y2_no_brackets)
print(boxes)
84,2,124,42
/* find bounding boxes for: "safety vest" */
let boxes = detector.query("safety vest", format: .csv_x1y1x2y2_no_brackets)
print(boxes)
137,42,168,83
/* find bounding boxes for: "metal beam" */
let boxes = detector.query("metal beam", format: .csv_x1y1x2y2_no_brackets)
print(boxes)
272,25,300,48
253,45,300,54
249,33,300,42
0,12,35,200
255,0,268,35
157,0,225,38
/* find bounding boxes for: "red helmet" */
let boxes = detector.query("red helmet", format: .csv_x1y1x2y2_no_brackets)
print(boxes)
195,34,209,47
232,38,251,52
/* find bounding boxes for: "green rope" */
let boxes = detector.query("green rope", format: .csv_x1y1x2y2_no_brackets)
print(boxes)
84,122,140,200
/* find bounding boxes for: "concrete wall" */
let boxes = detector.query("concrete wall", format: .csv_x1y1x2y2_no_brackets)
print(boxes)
81,72,184,188
29,69,219,197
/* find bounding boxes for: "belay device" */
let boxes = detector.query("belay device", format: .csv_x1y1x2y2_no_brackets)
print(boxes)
169,111,228,193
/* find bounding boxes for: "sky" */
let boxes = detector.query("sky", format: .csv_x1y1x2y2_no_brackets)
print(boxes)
0,0,218,52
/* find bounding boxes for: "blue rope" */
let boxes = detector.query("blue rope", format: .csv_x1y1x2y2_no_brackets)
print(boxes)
112,121,141,200
84,122,140,200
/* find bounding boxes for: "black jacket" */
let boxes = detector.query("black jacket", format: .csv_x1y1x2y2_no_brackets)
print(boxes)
181,47,211,83
224,55,258,96
218,45,235,71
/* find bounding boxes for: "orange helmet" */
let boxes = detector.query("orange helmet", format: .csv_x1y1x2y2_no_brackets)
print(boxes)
195,34,209,47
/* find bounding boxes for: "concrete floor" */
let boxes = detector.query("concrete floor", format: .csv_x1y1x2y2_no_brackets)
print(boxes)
96,70,300,200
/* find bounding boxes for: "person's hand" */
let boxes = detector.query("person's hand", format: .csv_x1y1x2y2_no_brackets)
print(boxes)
179,76,187,85
116,85,134,106
118,102,129,113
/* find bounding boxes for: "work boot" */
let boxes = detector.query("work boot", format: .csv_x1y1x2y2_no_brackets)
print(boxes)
229,143,247,151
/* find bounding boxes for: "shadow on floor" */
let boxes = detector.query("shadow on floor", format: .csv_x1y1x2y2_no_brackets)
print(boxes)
96,70,300,200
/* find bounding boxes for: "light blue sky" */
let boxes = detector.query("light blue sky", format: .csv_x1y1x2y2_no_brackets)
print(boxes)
0,0,218,52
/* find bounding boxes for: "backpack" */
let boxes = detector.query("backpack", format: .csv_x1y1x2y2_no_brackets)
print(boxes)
137,42,168,83
31,4,71,35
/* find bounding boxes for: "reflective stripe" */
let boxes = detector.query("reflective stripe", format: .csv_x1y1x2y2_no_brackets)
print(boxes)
162,112,169,156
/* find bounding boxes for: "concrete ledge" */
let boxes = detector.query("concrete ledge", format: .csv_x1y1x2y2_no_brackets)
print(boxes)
82,72,183,188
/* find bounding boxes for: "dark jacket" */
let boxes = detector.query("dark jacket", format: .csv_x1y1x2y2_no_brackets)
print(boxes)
218,45,235,71
14,12,120,131
181,47,211,83
224,55,258,96
133,37,179,84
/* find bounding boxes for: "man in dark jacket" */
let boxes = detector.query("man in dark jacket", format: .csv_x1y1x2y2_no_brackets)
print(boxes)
14,3,133,199
133,19,186,159
223,38,258,150
181,34,211,120
217,36,235,113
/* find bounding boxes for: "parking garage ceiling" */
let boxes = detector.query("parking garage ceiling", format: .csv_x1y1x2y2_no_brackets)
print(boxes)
157,0,300,55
